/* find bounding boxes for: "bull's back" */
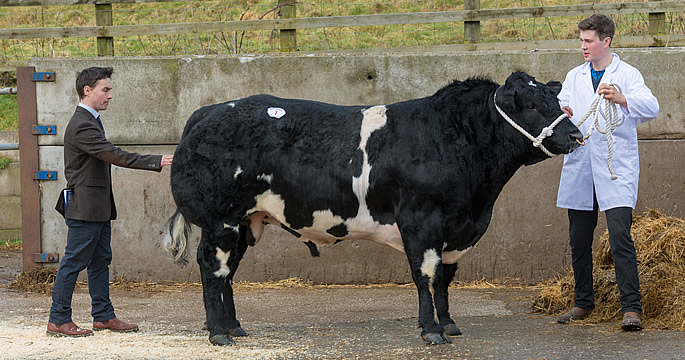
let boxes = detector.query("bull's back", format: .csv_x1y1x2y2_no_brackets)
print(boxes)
171,94,372,228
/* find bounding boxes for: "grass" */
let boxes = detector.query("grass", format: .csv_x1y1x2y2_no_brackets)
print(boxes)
0,0,682,130
0,237,21,251
0,0,682,59
0,95,18,131
0,156,12,170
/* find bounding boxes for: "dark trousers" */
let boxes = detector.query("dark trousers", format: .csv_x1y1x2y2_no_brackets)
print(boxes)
568,197,642,314
49,219,115,325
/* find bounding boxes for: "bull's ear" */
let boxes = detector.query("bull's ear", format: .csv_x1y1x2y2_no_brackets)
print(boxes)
546,81,562,96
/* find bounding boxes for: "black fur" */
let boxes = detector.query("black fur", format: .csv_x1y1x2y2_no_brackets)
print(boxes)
166,72,582,345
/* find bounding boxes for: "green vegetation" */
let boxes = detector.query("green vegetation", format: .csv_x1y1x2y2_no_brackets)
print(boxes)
0,0,682,60
0,95,18,131
0,156,11,170
0,0,679,131
0,237,21,251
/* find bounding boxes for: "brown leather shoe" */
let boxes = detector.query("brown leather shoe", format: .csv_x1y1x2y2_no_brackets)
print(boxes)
621,312,642,331
93,317,139,332
557,307,593,324
47,322,93,337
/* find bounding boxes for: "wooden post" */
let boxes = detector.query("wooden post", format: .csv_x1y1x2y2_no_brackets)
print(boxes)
464,0,480,43
648,0,666,36
96,3,114,56
278,0,297,52
17,67,41,272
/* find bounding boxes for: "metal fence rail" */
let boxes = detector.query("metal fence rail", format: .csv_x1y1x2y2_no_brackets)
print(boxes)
0,143,19,151
0,87,17,95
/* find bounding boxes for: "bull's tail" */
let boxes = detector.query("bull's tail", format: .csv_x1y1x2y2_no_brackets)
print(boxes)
163,209,192,265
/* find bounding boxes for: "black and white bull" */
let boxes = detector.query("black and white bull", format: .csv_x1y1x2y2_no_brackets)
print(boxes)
164,72,583,346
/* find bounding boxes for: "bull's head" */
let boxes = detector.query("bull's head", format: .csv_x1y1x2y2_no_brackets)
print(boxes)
495,72,583,165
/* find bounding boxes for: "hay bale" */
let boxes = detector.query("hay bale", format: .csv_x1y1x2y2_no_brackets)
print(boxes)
8,266,57,294
533,210,685,330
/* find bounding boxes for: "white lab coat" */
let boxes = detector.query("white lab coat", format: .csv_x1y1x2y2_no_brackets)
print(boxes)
557,53,659,211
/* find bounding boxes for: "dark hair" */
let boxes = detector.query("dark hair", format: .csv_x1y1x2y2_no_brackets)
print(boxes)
578,14,615,46
76,67,113,100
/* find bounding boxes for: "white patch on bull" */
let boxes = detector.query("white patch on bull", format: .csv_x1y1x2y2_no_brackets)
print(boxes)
213,247,231,278
420,249,441,280
442,247,471,264
223,223,239,233
267,107,286,118
257,173,273,184
244,105,405,253
228,102,236,108
343,105,404,251
247,190,289,227
528,80,537,87
234,166,243,179
312,210,344,231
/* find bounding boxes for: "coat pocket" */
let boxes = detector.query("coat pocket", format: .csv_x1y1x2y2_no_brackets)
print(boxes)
55,188,73,218
85,178,108,187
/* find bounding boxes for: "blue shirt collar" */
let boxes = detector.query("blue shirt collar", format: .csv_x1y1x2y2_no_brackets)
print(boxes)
78,103,100,119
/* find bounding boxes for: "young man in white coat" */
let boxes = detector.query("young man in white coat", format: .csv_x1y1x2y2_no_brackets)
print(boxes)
555,14,659,330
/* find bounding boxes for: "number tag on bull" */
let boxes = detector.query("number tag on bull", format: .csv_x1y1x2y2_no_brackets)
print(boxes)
267,107,286,119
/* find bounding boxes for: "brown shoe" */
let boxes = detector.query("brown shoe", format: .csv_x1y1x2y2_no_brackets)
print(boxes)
93,317,139,333
557,307,593,324
47,322,94,337
621,312,642,331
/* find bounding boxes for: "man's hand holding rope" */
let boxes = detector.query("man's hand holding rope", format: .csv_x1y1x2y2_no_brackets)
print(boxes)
597,83,627,109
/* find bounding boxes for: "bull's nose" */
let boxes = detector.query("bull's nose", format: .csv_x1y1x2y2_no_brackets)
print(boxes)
569,130,585,150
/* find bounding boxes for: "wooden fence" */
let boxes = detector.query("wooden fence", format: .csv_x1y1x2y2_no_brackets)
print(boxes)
0,0,683,65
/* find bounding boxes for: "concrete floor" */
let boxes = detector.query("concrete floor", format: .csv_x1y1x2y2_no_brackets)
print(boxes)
1,250,684,359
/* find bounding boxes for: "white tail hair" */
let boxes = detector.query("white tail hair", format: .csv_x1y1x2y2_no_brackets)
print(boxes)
163,210,192,265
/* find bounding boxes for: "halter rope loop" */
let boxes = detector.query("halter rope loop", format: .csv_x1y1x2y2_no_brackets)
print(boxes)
493,87,568,158
574,84,624,180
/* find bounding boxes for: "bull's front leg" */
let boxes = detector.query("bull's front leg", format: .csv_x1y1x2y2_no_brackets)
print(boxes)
398,206,452,345
433,263,462,336
198,230,237,346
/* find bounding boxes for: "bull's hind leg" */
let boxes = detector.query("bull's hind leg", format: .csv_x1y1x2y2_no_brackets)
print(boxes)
433,263,462,336
198,228,242,346
222,225,250,338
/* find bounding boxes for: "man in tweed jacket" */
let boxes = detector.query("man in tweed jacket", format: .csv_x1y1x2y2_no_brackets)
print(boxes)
47,67,174,337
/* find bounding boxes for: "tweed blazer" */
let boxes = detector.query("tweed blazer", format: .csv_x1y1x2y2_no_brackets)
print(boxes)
63,106,163,222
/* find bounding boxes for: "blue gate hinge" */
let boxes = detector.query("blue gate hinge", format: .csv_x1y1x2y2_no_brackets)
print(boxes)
32,125,56,135
33,171,57,180
34,253,59,263
32,72,55,82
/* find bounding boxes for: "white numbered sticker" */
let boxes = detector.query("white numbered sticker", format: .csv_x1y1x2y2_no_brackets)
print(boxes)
267,107,286,118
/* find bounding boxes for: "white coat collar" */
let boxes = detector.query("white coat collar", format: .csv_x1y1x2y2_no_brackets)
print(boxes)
580,53,621,75
580,53,620,93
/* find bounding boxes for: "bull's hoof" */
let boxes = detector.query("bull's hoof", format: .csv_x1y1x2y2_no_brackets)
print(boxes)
422,332,452,345
443,323,462,336
230,327,249,337
209,334,236,346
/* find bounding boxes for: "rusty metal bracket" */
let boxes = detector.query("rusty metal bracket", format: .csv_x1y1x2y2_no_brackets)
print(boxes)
33,253,59,263
31,72,55,82
33,171,57,181
32,125,56,135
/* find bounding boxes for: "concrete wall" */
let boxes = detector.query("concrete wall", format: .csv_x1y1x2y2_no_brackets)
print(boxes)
0,131,21,242
29,48,684,283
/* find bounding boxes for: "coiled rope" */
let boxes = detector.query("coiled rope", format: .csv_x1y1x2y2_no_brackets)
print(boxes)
574,84,625,180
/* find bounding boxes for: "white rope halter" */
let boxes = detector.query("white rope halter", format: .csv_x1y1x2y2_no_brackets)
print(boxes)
493,87,568,158
574,83,625,180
